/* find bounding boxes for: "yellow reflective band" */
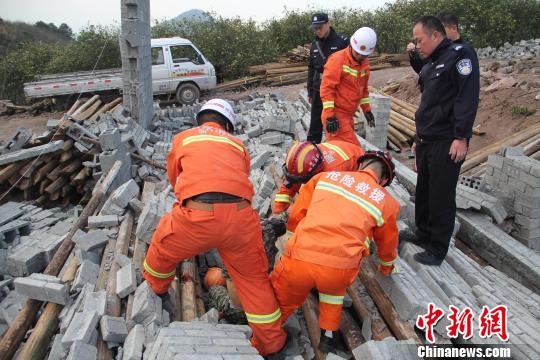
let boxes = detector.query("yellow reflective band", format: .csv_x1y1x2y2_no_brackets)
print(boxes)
319,293,344,305
143,260,175,279
360,98,370,105
322,101,334,109
364,237,371,250
297,145,313,173
379,258,397,267
342,65,358,77
360,70,366,77
275,194,292,203
316,181,384,226
245,308,281,324
182,135,244,153
323,143,350,161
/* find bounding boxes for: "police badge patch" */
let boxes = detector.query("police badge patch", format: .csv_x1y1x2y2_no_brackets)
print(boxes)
456,59,472,75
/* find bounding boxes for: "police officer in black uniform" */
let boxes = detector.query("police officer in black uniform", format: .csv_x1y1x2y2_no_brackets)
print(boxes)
407,12,476,74
410,16,480,265
307,13,349,143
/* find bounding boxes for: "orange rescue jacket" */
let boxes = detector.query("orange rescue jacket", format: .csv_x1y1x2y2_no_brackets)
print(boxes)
285,170,399,271
274,141,365,206
320,47,371,120
167,122,254,202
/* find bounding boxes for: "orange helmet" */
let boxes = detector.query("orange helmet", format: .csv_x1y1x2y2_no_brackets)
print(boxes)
283,141,324,186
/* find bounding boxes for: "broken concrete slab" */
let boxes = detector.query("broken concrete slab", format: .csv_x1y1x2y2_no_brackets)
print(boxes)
100,315,128,343
62,310,100,347
122,324,145,360
66,340,98,360
14,273,69,305
72,260,100,291
131,281,163,326
87,215,120,228
0,140,64,166
83,290,107,317
116,264,137,299
72,229,109,252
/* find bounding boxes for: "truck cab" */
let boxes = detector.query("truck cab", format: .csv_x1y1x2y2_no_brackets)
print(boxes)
151,38,216,105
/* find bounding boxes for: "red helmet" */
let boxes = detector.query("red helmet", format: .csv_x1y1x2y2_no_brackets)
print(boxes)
359,150,396,187
283,141,324,185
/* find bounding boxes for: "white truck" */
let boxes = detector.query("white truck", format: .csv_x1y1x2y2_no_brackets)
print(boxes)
23,37,217,105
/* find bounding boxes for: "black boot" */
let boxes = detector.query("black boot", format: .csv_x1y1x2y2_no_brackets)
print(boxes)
414,251,443,266
318,329,337,354
265,328,291,360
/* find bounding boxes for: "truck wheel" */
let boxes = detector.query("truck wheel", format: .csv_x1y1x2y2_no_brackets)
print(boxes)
176,83,200,105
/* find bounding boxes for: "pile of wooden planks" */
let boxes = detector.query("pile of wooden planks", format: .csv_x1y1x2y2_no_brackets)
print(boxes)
0,96,122,206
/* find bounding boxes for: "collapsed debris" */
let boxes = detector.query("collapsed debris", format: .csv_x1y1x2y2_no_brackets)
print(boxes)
0,89,539,359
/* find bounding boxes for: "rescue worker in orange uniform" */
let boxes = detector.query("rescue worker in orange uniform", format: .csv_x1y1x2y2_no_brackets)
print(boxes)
271,151,399,354
272,140,364,214
320,27,378,146
142,99,287,356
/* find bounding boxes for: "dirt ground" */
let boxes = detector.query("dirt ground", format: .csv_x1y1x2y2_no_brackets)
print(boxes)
1,60,539,157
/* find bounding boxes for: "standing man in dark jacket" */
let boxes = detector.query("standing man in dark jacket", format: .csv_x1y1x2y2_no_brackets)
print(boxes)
410,16,480,266
307,13,349,143
407,12,476,74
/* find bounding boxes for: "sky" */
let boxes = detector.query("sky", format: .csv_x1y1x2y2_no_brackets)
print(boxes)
1,0,388,33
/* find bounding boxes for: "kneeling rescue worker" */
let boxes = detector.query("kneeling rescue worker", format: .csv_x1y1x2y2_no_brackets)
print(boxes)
272,140,365,214
271,151,400,354
320,27,377,146
142,99,287,356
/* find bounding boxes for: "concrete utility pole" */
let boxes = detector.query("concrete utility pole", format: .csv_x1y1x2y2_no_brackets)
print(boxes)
119,0,153,129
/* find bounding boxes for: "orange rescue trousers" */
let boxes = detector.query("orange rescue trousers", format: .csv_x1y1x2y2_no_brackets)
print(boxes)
322,109,361,147
143,201,287,355
271,256,358,331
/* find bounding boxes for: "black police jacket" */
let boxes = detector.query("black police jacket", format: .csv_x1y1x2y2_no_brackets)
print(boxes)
415,38,480,141
307,28,349,97
409,37,472,74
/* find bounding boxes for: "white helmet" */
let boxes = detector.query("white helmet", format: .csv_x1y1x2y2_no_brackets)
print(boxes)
197,98,236,130
350,27,377,56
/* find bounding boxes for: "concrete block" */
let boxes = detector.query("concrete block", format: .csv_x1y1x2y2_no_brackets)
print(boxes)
122,324,145,360
66,341,97,360
132,281,162,326
117,264,137,298
88,215,120,228
99,128,121,151
0,140,64,166
75,247,101,265
246,125,263,138
101,179,140,215
14,274,69,305
250,151,272,170
62,311,100,347
100,315,128,343
135,197,158,244
83,290,107,317
72,260,100,291
48,334,68,360
73,230,109,252
198,308,219,324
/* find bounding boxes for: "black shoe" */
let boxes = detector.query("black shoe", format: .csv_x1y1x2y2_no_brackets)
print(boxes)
318,330,337,354
399,230,427,250
414,251,443,266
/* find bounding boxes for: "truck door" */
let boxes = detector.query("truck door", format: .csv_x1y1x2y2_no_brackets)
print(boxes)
151,46,171,94
169,44,211,90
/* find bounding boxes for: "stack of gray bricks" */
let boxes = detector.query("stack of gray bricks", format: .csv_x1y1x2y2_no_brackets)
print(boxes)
135,189,175,243
119,0,152,129
483,149,540,249
143,321,260,360
364,93,391,149
14,273,69,305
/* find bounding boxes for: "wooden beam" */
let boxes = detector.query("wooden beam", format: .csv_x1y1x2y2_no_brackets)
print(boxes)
301,293,325,360
358,259,421,344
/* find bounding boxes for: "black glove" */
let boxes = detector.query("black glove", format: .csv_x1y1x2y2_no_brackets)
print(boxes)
365,111,375,128
326,116,340,133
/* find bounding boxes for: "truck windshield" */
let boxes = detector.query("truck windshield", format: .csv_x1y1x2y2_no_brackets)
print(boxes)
170,45,204,65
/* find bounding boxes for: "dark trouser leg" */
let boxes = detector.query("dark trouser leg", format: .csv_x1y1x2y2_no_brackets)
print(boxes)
415,142,431,247
307,92,323,144
420,140,462,259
